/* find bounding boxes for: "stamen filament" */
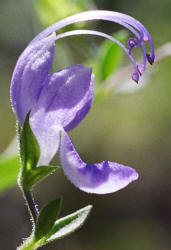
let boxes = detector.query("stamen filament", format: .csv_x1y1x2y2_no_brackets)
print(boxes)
30,10,154,60
55,29,139,80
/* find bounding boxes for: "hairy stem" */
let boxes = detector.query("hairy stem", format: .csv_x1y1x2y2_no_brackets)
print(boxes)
17,236,35,250
24,190,39,223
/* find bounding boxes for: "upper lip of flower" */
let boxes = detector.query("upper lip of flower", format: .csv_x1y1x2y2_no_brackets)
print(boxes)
10,10,154,194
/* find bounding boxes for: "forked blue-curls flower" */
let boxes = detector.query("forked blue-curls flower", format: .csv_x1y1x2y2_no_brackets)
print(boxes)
10,11,154,194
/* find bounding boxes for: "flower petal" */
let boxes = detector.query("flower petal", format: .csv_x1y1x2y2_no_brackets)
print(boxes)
31,64,94,131
60,131,139,194
10,32,56,125
30,122,60,166
29,64,94,165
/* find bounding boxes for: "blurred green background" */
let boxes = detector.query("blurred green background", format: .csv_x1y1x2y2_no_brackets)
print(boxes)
0,0,171,249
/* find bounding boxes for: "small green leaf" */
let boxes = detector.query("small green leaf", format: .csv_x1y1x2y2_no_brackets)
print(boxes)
23,165,58,190
19,112,40,171
34,198,62,241
46,205,92,242
19,204,92,249
0,156,20,192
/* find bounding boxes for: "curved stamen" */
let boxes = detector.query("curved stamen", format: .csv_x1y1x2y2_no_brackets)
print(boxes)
102,20,147,72
128,38,137,54
55,29,139,82
138,42,147,75
136,27,155,63
127,37,147,75
30,11,144,44
126,29,147,74
30,10,153,58
116,12,155,59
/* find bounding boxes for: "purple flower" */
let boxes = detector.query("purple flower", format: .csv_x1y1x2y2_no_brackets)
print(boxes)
11,11,154,194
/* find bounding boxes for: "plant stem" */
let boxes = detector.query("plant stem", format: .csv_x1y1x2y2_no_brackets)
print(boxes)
17,236,44,250
17,236,35,250
24,190,39,223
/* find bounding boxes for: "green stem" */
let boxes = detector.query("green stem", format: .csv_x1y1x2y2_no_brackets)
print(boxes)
24,190,39,223
17,235,45,250
17,237,35,250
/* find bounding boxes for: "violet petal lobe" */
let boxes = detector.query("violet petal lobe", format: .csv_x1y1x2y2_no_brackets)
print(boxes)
30,122,60,166
10,32,56,125
31,64,94,130
30,64,94,165
60,130,139,194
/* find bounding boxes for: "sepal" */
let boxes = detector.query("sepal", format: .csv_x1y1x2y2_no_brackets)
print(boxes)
18,112,40,171
21,165,58,190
